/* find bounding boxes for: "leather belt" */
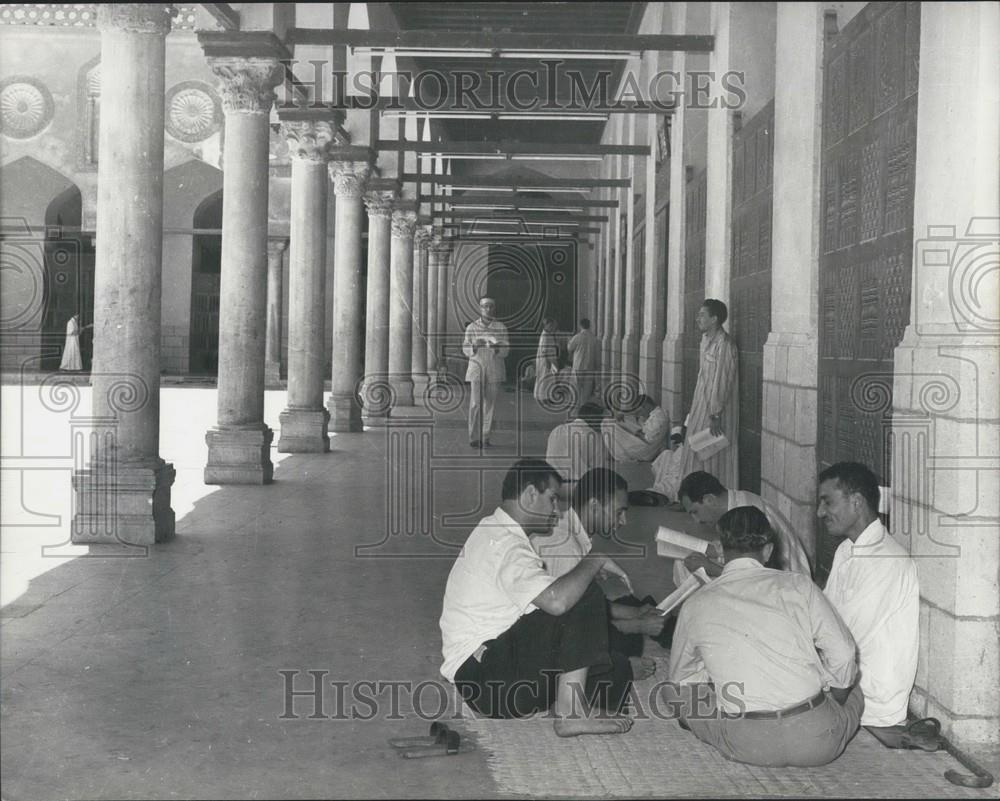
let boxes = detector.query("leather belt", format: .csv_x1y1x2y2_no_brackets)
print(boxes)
730,691,827,720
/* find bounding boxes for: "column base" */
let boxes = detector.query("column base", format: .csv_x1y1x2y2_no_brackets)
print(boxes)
412,373,430,406
205,426,274,484
264,360,282,386
361,411,390,427
327,392,362,432
389,376,415,407
277,407,330,453
72,459,176,545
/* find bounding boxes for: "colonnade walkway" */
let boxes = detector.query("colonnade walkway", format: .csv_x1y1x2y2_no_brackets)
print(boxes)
1,382,995,799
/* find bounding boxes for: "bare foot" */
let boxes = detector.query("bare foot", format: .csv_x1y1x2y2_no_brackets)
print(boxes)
554,715,633,737
630,656,657,680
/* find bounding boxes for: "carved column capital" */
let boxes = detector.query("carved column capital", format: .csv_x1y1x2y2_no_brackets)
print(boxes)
413,227,433,249
207,58,282,114
280,121,340,162
329,162,372,198
97,3,172,35
429,237,453,259
391,210,418,239
363,191,395,219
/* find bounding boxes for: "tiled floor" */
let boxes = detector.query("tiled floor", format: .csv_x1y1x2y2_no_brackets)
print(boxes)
1,382,995,799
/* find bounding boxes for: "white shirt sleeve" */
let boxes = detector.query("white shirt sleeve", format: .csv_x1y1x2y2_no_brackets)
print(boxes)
496,540,558,613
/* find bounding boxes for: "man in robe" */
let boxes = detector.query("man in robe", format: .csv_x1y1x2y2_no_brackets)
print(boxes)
533,317,560,409
463,297,509,448
566,318,600,415
649,299,738,500
817,462,919,729
59,313,88,371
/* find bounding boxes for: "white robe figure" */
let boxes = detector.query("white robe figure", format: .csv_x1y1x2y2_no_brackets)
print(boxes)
532,329,559,408
59,315,83,371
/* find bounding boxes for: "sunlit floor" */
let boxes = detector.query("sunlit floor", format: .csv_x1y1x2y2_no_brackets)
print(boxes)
2,380,996,800
0,380,676,800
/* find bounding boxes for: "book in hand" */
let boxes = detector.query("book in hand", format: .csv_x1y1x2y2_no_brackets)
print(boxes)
656,567,711,616
656,526,711,561
687,427,729,459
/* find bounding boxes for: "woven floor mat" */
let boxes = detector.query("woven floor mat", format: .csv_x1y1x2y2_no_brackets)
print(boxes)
461,659,994,799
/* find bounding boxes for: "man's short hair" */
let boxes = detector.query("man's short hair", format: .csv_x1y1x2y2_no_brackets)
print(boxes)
818,462,881,514
701,298,728,326
500,458,563,501
678,471,726,504
571,468,628,514
718,506,775,552
637,394,655,409
576,401,606,425
580,318,591,329
479,297,496,306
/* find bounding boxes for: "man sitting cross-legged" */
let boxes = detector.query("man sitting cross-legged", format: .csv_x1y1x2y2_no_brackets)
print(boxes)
530,468,668,662
669,506,864,767
440,458,635,737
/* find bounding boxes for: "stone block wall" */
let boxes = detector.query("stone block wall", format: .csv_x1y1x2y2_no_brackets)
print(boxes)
160,324,188,375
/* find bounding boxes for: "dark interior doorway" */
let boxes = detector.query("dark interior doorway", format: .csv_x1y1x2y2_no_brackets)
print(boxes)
189,192,223,376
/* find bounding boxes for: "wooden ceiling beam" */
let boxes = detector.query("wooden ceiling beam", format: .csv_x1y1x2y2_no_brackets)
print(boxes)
378,140,648,156
409,174,630,188
420,194,619,208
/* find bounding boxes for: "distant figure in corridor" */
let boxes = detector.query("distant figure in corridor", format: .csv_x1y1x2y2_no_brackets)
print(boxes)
440,459,638,737
566,318,600,415
463,297,508,449
669,506,863,767
817,462,919,729
650,299,738,501
59,313,91,372
533,317,560,409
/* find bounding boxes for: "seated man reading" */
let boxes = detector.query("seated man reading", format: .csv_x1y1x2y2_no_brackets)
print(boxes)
669,506,864,767
817,462,919,730
545,402,614,486
530,468,668,660
600,394,670,463
439,458,634,737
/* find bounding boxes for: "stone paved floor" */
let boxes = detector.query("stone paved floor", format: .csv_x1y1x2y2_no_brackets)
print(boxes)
1,382,995,799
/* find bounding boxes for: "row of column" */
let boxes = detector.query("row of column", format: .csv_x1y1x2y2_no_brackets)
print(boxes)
71,10,454,547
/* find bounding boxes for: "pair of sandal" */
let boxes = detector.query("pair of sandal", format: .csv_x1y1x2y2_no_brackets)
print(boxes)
388,721,475,759
868,717,994,789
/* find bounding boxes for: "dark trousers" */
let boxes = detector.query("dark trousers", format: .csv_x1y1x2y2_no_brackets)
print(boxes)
610,594,679,653
455,582,633,718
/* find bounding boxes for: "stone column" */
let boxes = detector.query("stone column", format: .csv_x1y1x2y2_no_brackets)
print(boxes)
327,160,371,432
264,238,287,385
621,114,641,390
388,209,417,408
639,113,665,401
894,1,999,752
360,191,394,424
73,3,175,545
203,56,282,484
760,3,822,563
601,185,614,373
660,40,688,423
432,238,452,376
425,229,440,377
277,120,336,452
609,145,625,377
411,227,431,403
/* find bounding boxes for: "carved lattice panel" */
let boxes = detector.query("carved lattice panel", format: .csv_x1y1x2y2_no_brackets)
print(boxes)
817,1,919,581
730,101,774,493
682,168,708,413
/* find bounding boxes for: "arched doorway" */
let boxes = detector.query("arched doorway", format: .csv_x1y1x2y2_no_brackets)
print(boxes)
188,192,222,375
41,185,96,370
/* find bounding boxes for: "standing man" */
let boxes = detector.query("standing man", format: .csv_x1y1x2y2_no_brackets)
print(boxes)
650,299,738,498
567,318,600,415
817,462,919,729
463,297,509,448
669,506,863,767
440,459,635,736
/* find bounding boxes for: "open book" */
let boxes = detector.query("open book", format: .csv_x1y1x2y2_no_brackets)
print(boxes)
656,526,711,560
688,428,729,459
656,567,711,616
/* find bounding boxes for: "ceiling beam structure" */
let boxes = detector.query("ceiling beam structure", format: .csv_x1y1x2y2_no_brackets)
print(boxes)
411,174,630,189
309,97,673,114
286,28,714,53
420,195,619,208
435,213,609,223
201,3,240,31
377,140,649,156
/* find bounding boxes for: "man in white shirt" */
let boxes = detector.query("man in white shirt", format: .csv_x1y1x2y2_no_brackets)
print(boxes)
462,297,509,448
669,506,863,767
600,394,670,463
545,402,614,485
440,458,634,737
530,468,668,656
818,462,919,729
566,318,600,415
